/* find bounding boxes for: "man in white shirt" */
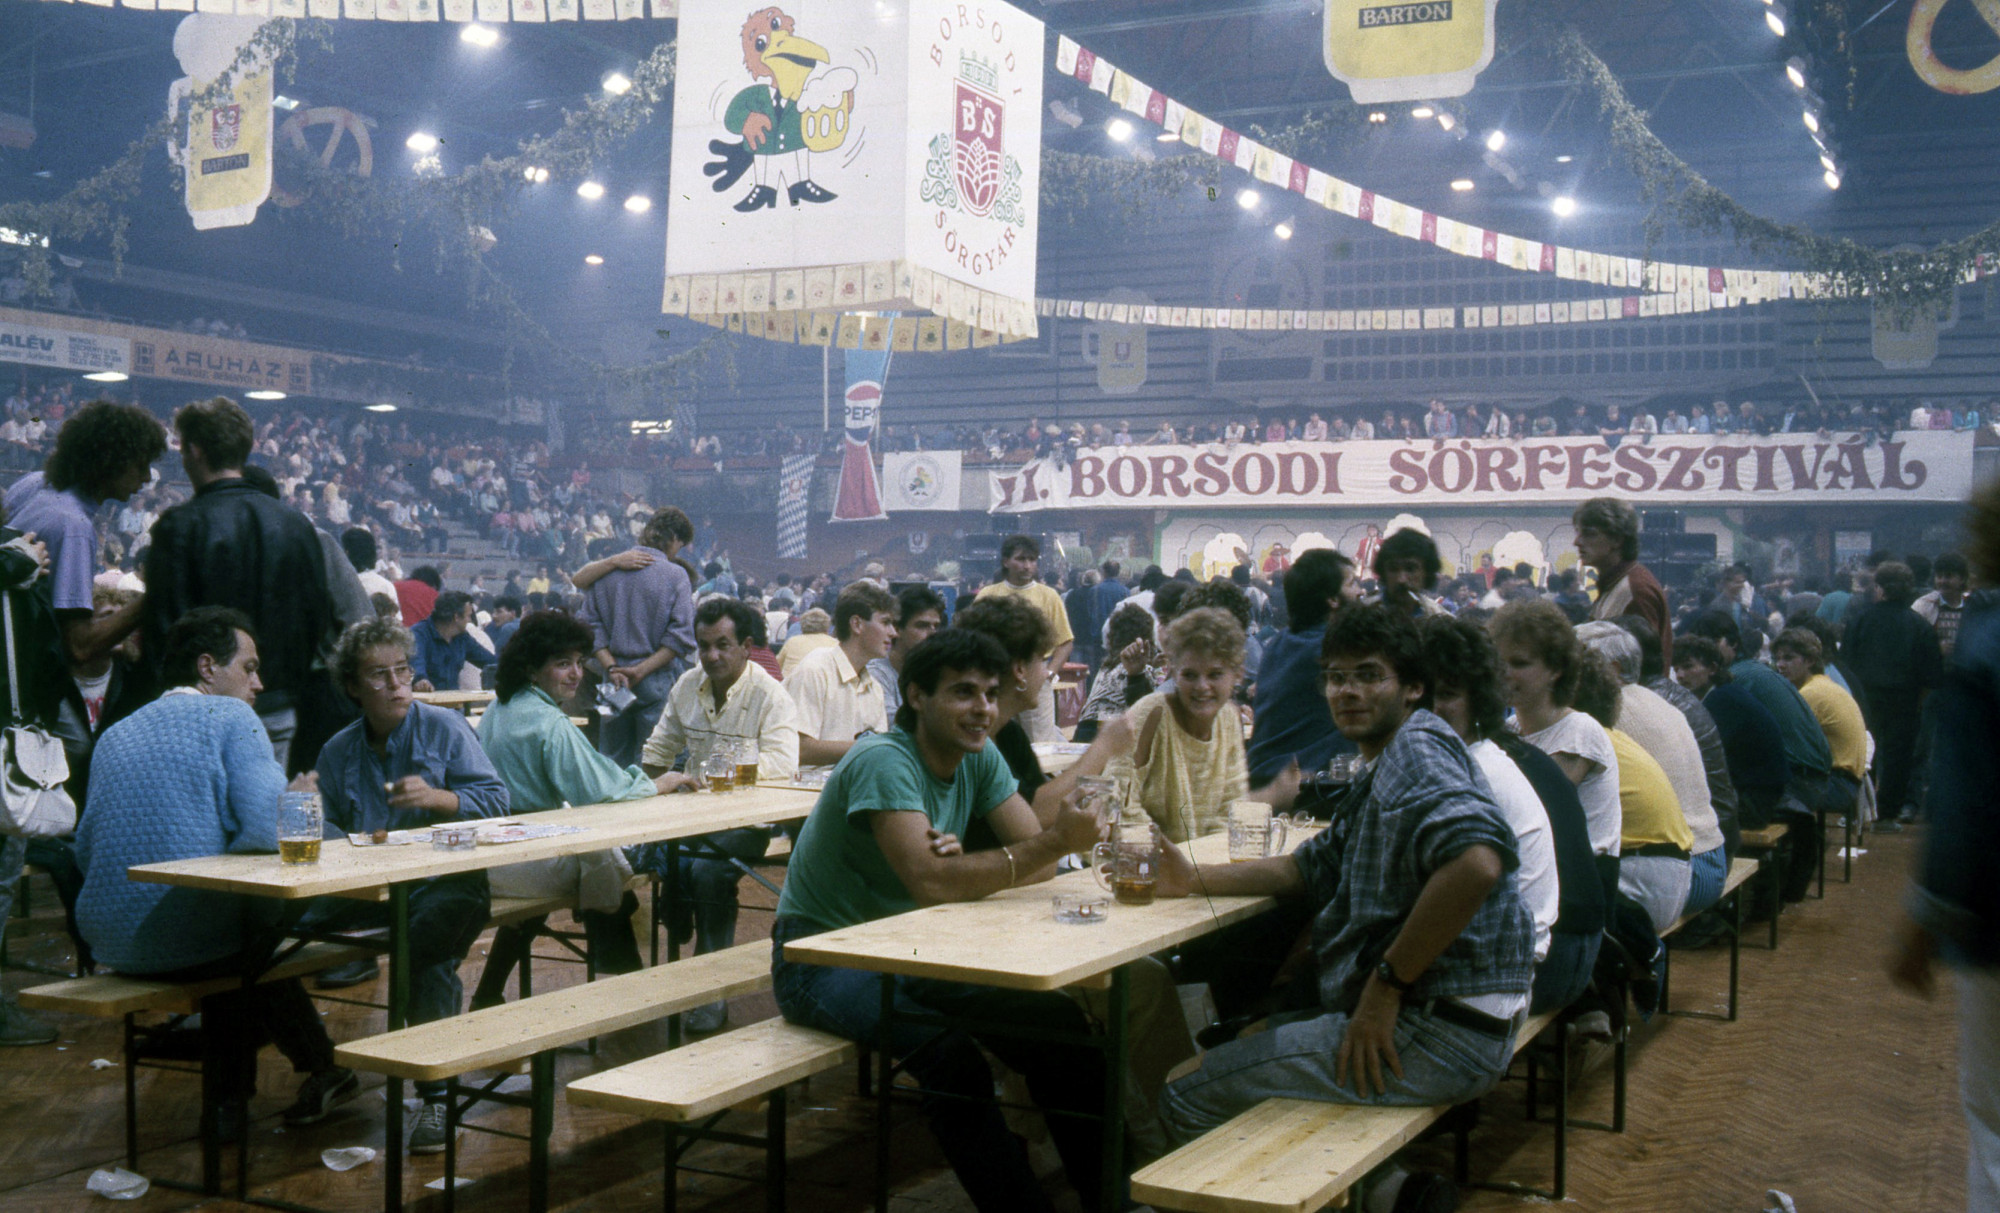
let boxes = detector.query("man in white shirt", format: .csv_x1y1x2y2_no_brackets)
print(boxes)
639,598,800,1030
788,582,897,766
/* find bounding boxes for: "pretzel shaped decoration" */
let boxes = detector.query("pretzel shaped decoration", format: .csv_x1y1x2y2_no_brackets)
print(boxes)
1908,0,2000,94
271,106,375,207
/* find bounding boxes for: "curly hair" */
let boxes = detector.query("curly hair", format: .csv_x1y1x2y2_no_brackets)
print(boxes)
1671,635,1733,685
1374,527,1441,589
1417,614,1508,742
951,595,1052,666
1771,626,1825,674
1569,646,1625,730
1162,606,1246,670
1571,497,1640,563
1323,602,1428,700
1105,602,1155,659
333,616,415,691
495,610,594,704
1488,599,1586,707
639,506,694,553
46,401,166,499
1181,579,1252,632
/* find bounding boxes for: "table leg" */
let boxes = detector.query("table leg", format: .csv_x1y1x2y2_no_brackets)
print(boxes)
1100,964,1129,1213
530,1051,555,1213
386,882,411,1213
875,975,894,1213
666,840,682,1050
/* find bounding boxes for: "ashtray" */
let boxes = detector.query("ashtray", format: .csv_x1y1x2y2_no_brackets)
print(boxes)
431,825,478,852
1052,892,1111,925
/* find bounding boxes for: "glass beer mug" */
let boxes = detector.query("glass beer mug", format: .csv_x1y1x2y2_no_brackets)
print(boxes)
702,748,737,793
1227,799,1288,862
1092,813,1161,906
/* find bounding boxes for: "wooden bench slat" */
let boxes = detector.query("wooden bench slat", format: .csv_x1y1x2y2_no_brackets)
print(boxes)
335,941,773,1081
19,941,377,1018
1661,856,1764,937
487,894,576,926
566,1018,853,1122
1738,823,1790,849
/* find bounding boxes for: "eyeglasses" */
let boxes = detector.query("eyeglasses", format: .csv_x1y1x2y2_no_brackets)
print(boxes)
361,663,415,689
1322,666,1395,691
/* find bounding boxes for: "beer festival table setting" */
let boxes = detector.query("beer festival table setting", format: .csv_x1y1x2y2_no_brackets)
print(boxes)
783,816,1320,1213
124,782,819,1211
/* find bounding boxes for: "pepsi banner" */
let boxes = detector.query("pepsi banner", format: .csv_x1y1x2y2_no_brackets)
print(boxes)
830,345,891,522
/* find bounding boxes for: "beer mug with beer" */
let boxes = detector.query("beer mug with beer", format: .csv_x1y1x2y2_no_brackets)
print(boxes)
278,791,323,865
733,738,761,790
702,748,737,794
1092,811,1161,906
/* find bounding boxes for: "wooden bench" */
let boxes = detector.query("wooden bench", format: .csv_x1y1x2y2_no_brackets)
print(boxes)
1131,1008,1563,1213
567,1017,855,1213
334,939,774,1213
1736,823,1791,949
1660,856,1762,1022
20,939,376,1194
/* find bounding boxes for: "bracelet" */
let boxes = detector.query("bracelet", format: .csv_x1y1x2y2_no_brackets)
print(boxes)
1001,844,1018,887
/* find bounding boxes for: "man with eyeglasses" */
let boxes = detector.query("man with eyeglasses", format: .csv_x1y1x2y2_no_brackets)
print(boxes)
309,616,510,1155
1155,603,1531,1210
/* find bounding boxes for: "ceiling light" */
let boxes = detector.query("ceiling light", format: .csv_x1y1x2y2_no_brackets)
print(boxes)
1485,129,1506,152
1765,2,1787,36
1823,169,1841,190
1410,105,1435,119
602,71,633,96
1368,111,1387,124
460,23,499,46
1802,108,1820,133
0,227,47,248
577,180,605,200
523,165,549,184
1274,222,1293,240
1450,178,1474,191
1554,154,1574,163
1106,118,1133,142
584,254,605,265
405,131,439,153
1551,195,1577,217
273,94,300,111
365,403,398,412
82,371,128,383
623,194,652,213
1820,153,1837,172
1436,111,1456,131
1785,56,1808,89
1236,188,1260,210
244,390,286,400
1156,130,1179,142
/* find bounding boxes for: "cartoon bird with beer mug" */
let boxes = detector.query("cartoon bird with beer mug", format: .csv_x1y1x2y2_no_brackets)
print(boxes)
704,7,857,212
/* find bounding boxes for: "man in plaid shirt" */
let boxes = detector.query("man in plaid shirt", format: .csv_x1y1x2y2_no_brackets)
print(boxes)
1156,604,1533,1180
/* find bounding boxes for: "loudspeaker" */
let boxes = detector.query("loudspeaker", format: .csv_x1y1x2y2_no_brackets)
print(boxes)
961,533,1002,563
1641,509,1685,534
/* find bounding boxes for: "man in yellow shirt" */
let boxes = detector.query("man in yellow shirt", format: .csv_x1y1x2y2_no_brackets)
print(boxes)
975,535,1073,744
1772,627,1869,789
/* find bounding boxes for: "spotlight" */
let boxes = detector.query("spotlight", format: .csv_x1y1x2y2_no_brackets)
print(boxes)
1485,129,1506,152
523,165,549,183
623,194,652,213
1368,111,1387,123
1156,130,1180,142
1551,195,1577,217
1106,118,1133,142
365,403,398,412
1274,222,1293,240
1411,105,1435,119
577,181,605,200
1236,188,1260,210
82,371,128,383
1824,169,1841,190
405,131,439,153
1802,108,1820,134
245,390,286,400
273,94,301,111
1438,112,1458,132
1785,55,1808,89
460,23,499,47
1554,154,1574,163
602,71,633,95
1765,1,1787,36
584,254,605,265
1450,179,1474,191
1820,153,1837,172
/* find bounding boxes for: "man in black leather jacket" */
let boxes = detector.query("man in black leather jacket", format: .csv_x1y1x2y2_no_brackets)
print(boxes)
141,397,331,773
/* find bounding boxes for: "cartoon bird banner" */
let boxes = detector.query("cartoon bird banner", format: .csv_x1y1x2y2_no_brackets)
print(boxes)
665,0,1042,335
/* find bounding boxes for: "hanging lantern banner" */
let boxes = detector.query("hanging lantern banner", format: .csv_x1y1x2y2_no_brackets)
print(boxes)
1323,0,1498,104
664,0,1043,338
831,346,892,522
39,0,672,19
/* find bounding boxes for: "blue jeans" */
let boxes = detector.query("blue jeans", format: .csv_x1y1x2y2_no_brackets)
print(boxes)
301,871,489,1099
770,918,1107,1213
1683,846,1728,918
1161,1000,1521,1142
630,827,770,954
597,663,680,768
1531,930,1601,1015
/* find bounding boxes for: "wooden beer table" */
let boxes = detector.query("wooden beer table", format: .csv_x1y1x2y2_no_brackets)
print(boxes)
784,829,1312,1213
412,688,495,714
127,785,817,1212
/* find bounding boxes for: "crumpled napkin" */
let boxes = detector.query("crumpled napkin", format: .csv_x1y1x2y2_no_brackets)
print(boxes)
85,1169,149,1200
320,1146,377,1172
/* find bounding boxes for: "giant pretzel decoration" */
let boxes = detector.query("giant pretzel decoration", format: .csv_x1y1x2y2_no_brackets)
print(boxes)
271,106,375,207
1908,0,2000,94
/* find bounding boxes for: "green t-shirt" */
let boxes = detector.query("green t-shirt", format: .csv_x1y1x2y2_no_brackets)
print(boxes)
776,728,1018,932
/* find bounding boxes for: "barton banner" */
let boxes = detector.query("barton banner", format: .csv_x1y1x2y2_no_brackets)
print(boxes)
989,432,1976,513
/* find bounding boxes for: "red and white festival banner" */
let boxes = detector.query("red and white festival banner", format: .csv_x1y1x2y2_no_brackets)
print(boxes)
39,0,676,23
989,432,1975,514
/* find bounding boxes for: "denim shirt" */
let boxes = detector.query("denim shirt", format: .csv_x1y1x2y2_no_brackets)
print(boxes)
1289,710,1533,1013
317,701,511,833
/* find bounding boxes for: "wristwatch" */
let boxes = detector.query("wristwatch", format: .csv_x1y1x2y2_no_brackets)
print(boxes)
1374,959,1416,994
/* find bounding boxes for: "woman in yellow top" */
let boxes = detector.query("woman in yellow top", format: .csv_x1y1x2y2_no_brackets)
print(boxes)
1772,626,1870,791
1107,607,1297,843
1574,651,1692,933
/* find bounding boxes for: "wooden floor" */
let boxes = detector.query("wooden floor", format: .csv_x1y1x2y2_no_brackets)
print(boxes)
0,829,1967,1213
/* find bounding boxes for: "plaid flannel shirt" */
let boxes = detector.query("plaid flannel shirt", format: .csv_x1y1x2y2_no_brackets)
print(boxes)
1290,709,1535,1014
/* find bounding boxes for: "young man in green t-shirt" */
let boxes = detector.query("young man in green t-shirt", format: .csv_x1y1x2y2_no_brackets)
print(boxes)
772,628,1109,1213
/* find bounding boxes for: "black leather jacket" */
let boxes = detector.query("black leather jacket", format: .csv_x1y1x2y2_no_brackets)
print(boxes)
141,478,331,713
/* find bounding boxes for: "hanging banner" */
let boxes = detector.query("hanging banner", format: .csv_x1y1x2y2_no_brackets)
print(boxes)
130,329,313,394
37,0,676,18
777,453,815,559
988,433,1975,513
1323,0,1498,103
663,0,1043,337
0,316,130,375
167,15,274,231
882,450,962,511
831,346,891,522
